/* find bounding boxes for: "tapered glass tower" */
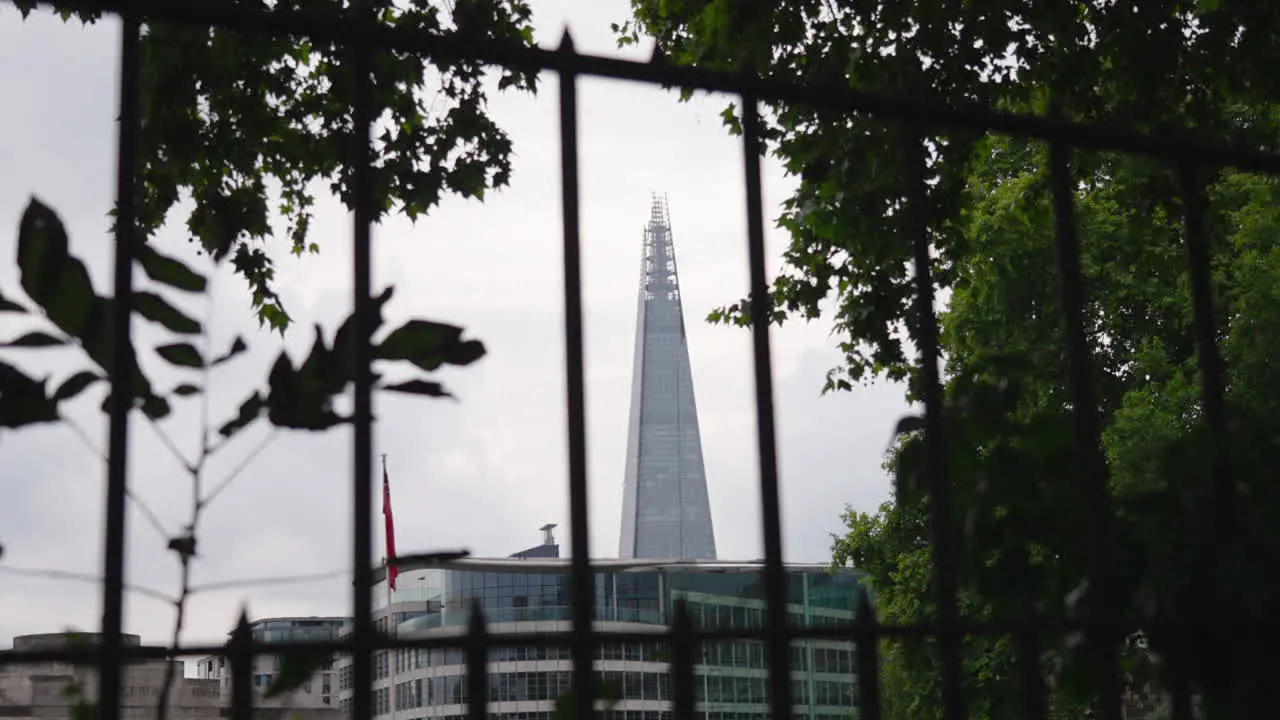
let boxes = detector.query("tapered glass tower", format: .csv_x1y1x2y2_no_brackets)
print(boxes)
618,197,717,560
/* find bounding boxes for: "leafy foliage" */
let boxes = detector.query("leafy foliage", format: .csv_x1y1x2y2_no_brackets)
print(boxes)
16,0,538,331
829,150,1280,718
553,678,622,720
618,0,1280,392
266,649,336,699
615,1,1280,717
0,196,483,443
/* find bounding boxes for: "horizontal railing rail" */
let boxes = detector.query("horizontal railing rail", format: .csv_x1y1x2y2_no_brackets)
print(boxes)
16,0,1280,171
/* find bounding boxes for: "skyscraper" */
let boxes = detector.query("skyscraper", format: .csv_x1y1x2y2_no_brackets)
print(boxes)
618,197,718,560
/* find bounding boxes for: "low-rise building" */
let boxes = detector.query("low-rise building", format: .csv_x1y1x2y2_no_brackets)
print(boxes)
196,616,346,713
0,632,221,720
2,630,342,720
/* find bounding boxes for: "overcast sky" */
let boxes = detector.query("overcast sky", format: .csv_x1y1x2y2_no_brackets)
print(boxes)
0,0,908,650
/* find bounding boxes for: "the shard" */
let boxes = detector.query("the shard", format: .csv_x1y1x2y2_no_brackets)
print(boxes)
618,197,717,561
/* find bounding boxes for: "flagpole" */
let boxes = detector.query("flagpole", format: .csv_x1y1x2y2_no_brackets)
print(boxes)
383,453,396,606
383,453,399,718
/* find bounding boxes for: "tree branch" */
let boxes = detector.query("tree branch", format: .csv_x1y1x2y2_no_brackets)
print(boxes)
63,417,171,540
155,553,192,720
200,429,279,509
145,414,195,474
190,568,350,593
0,565,176,606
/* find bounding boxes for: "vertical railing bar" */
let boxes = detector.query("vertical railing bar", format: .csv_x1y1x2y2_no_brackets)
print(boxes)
1014,619,1047,720
556,31,596,720
900,124,966,720
100,11,143,720
466,601,489,720
671,600,697,720
1047,140,1123,720
739,94,793,720
1176,159,1231,720
1176,160,1232,527
229,611,253,720
1169,648,1194,720
853,588,883,720
1013,577,1046,720
348,2,377,720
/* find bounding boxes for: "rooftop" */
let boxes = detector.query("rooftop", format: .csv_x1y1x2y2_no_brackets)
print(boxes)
376,556,850,581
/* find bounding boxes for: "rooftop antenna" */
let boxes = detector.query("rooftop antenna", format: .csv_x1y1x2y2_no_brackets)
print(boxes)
540,523,558,546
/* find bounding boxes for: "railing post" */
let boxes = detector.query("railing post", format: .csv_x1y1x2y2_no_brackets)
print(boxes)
556,28,597,720
671,600,697,720
347,0,377,717
1047,140,1123,720
229,610,253,720
466,601,489,720
739,93,792,720
853,588,882,720
100,8,143,720
900,122,967,720
1015,601,1046,720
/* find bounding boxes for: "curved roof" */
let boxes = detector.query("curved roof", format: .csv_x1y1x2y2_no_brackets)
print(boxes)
374,556,854,582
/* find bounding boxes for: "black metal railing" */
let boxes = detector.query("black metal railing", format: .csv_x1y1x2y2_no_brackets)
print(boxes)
5,1,1280,720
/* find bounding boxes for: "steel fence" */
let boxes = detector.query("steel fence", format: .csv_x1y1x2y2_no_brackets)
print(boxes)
4,1,1280,720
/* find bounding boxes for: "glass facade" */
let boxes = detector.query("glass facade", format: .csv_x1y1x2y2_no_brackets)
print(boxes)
249,617,346,644
339,561,864,720
198,616,344,708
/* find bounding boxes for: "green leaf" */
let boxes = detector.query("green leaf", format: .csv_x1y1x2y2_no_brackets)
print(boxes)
892,415,925,440
100,389,172,420
54,371,104,402
134,292,202,334
2,331,66,347
136,245,207,293
382,379,452,398
263,347,346,431
0,360,59,428
139,394,172,420
218,393,265,439
17,199,98,342
330,286,395,381
553,679,622,720
212,336,248,366
173,383,201,396
264,651,334,699
155,343,204,368
77,296,117,372
376,320,486,372
70,701,96,720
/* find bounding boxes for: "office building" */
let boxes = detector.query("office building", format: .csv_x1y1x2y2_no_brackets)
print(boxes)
196,616,346,713
335,538,862,720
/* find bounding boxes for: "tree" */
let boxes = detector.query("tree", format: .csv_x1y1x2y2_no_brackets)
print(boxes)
617,1,1280,717
617,0,1280,389
846,138,1280,719
17,0,538,331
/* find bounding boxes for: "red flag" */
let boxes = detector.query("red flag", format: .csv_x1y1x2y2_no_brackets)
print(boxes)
382,460,399,592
